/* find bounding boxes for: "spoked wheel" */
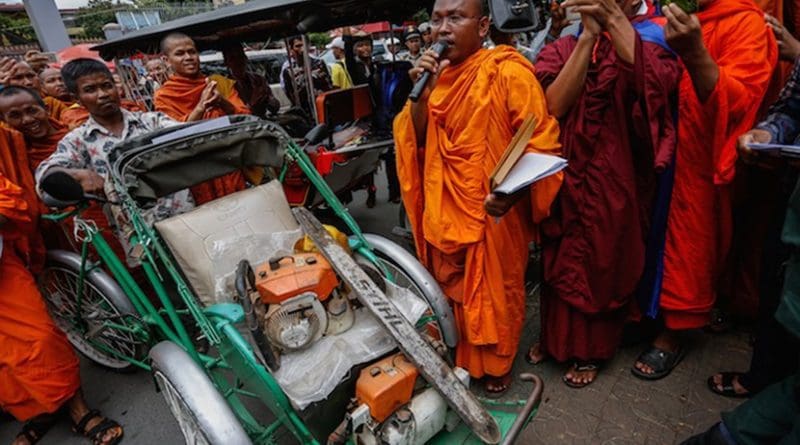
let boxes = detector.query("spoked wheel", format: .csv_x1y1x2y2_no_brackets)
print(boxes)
37,250,144,371
149,341,252,445
357,234,458,351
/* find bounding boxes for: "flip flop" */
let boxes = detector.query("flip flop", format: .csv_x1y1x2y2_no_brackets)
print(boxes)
562,360,600,389
707,372,752,398
15,413,60,445
631,346,686,381
72,409,124,445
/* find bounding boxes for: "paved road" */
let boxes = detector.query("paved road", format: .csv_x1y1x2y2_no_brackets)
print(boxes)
0,170,749,444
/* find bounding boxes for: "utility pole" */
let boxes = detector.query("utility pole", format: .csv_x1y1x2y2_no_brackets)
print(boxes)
23,0,71,52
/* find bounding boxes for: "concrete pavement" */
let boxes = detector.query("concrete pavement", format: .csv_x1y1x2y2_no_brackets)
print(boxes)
0,170,750,444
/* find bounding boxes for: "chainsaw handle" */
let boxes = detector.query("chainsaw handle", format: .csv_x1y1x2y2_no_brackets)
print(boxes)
268,255,296,271
499,373,544,445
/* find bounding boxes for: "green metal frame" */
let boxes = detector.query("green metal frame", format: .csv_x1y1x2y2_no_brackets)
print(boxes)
40,139,387,444
41,136,533,444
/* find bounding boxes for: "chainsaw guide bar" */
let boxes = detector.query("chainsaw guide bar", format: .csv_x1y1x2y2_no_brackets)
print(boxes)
293,207,501,444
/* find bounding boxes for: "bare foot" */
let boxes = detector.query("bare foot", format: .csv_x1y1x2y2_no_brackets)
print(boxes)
634,330,680,376
563,361,599,388
484,373,512,395
526,342,548,365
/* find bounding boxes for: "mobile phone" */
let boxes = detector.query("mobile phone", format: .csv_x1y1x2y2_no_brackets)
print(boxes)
661,0,698,14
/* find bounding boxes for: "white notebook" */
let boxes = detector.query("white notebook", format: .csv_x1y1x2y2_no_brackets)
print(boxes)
493,153,567,195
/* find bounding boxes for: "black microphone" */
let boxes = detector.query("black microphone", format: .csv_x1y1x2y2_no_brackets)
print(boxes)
408,40,449,102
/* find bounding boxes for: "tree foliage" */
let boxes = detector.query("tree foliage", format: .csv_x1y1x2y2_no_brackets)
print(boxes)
76,0,121,39
307,32,331,50
412,8,430,24
0,13,35,45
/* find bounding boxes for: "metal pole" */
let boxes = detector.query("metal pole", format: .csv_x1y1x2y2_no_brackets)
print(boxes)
300,34,318,123
22,0,71,52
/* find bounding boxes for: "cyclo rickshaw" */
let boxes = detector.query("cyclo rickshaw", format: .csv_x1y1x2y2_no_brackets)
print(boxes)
36,2,545,444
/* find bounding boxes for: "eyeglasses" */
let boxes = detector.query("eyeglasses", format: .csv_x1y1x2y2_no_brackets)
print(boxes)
430,14,480,29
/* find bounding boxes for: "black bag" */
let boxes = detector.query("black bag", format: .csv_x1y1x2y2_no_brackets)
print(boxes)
489,0,542,32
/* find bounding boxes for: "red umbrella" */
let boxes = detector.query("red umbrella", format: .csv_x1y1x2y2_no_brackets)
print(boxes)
53,44,115,70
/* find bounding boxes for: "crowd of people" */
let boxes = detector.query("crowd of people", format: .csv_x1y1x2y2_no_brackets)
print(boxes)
0,0,799,443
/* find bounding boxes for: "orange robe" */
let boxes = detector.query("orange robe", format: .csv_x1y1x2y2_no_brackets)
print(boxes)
660,0,778,329
393,47,562,378
154,74,250,204
27,118,68,172
43,96,68,122
720,0,795,318
61,100,145,130
0,127,44,268
0,130,80,421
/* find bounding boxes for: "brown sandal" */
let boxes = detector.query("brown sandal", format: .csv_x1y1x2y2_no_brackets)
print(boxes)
484,372,513,397
563,360,600,389
72,409,124,445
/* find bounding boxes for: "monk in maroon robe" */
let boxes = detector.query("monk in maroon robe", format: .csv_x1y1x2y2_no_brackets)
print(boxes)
529,0,681,387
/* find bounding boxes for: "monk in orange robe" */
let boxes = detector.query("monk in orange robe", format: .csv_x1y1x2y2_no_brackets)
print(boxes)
0,127,123,445
154,33,250,204
633,0,777,380
3,61,69,122
394,0,562,394
39,68,75,106
0,86,69,171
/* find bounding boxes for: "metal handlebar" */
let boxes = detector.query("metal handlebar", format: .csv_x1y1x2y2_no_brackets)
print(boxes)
499,373,544,445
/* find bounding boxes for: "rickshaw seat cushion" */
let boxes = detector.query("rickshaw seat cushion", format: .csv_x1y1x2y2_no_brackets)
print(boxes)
315,85,373,126
155,180,298,306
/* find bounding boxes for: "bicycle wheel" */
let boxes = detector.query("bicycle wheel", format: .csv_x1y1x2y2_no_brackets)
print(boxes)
150,341,252,445
38,250,144,371
357,234,458,349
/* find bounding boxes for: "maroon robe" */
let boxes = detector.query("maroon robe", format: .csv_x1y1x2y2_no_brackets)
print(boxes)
535,29,681,361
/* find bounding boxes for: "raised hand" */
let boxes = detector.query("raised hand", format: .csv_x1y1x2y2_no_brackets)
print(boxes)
662,3,704,60
765,13,800,62
562,0,624,29
0,57,18,85
408,47,451,103
548,2,571,40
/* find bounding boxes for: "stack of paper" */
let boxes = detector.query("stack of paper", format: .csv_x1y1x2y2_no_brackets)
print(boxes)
493,153,567,194
489,113,567,194
748,143,800,158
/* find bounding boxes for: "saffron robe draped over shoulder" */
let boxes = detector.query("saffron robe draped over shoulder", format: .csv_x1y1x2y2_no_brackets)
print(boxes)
393,47,562,378
154,74,250,204
43,96,68,122
0,127,44,268
27,119,68,172
0,131,81,421
534,22,681,361
660,0,777,329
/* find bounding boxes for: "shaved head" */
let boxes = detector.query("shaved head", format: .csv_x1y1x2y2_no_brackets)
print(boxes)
160,32,194,54
430,0,491,65
7,61,40,90
0,86,52,139
161,33,201,77
39,67,72,102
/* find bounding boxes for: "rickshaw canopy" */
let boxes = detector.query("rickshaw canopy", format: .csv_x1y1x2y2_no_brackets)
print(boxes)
92,0,431,60
109,116,288,202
